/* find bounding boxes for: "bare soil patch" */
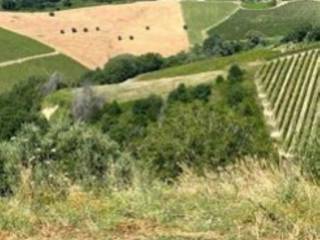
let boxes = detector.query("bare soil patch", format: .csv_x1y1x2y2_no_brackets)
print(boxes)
0,0,189,69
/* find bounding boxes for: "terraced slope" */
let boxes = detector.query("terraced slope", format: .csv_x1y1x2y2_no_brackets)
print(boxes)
256,49,320,156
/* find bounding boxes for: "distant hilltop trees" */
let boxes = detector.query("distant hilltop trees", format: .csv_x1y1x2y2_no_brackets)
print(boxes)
1,0,140,11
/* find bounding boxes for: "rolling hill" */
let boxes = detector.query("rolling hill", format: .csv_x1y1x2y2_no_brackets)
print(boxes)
209,1,320,40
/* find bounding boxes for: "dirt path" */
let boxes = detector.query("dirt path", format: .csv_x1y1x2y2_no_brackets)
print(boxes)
200,2,241,40
91,69,226,102
0,51,59,68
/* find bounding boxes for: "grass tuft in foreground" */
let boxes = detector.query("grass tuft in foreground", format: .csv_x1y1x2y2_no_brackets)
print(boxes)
1,159,320,239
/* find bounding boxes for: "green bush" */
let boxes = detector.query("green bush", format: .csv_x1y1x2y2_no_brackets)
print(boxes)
0,77,47,141
83,53,164,85
191,84,212,102
0,121,132,195
132,95,163,123
168,84,191,103
228,64,244,83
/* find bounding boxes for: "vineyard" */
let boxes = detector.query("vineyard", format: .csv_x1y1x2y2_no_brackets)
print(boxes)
256,49,320,156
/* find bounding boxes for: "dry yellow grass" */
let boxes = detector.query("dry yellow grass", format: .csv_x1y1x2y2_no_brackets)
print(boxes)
0,0,189,69
2,159,320,240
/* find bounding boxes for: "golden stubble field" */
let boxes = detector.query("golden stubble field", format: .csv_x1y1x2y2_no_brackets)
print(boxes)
0,0,189,69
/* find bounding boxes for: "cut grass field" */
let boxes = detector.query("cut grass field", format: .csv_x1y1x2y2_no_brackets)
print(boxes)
139,48,279,81
0,54,88,94
209,1,320,40
181,1,239,44
0,1,188,69
0,27,53,63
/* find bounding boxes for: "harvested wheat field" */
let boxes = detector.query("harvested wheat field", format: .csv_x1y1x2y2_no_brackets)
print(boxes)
0,0,189,69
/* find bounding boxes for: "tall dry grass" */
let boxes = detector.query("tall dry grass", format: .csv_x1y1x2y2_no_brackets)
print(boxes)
1,159,320,239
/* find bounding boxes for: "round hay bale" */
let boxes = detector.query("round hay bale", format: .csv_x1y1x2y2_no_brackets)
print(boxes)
96,27,100,31
118,36,122,41
145,26,150,30
71,28,77,33
129,35,134,40
83,28,88,33
60,30,65,34
49,12,55,17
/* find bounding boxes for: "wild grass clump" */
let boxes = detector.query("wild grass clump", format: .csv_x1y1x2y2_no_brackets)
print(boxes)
2,159,320,239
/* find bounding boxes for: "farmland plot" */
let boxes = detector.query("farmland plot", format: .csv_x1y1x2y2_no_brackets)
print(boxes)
256,49,320,156
0,1,189,69
209,1,320,40
181,1,239,44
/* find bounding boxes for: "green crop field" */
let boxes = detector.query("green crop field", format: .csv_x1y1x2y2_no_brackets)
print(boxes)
139,48,279,81
241,1,275,10
209,1,320,40
0,54,88,94
256,49,320,155
181,1,239,44
0,27,53,62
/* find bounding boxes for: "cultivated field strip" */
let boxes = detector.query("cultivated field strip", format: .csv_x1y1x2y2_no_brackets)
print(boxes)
256,49,320,156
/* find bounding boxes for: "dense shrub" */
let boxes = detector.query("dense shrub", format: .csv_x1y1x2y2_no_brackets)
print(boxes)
0,77,47,141
202,34,242,57
191,84,212,102
83,53,164,85
132,96,273,179
168,83,212,103
281,23,320,43
168,84,191,103
228,64,244,83
2,0,17,10
0,121,132,195
132,95,163,123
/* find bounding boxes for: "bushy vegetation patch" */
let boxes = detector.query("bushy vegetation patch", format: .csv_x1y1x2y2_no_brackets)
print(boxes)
91,66,275,179
82,53,165,85
1,0,133,11
0,77,47,141
83,34,266,85
0,121,132,196
282,23,320,43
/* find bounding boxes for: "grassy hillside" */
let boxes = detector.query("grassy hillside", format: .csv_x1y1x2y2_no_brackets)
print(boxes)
139,48,279,81
181,1,239,44
0,54,87,94
0,27,53,62
256,49,320,155
209,1,320,40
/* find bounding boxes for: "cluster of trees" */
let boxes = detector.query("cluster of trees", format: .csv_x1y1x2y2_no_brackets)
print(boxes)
82,53,165,85
1,0,126,10
2,0,69,10
1,62,310,196
0,77,47,141
83,33,266,85
83,65,274,179
282,23,320,43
